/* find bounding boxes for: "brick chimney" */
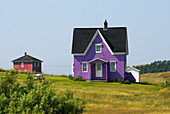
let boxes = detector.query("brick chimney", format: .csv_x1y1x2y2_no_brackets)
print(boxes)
24,52,27,56
104,19,108,30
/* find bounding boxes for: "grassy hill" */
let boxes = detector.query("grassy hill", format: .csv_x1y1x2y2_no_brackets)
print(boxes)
0,72,169,114
141,71,170,84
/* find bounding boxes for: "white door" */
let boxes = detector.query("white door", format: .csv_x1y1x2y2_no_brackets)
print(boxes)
96,63,102,77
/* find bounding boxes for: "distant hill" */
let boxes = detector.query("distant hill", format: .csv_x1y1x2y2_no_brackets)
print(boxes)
134,60,170,74
140,71,170,84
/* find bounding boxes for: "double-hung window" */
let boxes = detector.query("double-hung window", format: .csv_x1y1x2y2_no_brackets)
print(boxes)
110,61,116,72
82,62,88,72
95,44,102,53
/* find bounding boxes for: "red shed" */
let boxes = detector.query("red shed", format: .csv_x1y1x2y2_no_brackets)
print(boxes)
12,52,43,72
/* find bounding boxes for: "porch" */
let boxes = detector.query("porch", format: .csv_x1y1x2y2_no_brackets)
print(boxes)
89,58,108,81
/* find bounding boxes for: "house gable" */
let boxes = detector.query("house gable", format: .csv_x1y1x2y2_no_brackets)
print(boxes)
74,30,115,56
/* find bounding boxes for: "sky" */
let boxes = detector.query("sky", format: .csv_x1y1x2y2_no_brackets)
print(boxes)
0,0,170,75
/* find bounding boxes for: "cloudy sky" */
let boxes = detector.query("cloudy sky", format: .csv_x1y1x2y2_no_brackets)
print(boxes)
0,0,170,74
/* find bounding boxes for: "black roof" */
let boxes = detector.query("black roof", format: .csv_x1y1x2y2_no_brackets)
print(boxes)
71,27,128,54
12,54,43,62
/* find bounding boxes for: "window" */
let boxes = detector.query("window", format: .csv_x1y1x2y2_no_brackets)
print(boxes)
72,61,74,74
97,63,101,70
21,62,24,67
34,62,36,67
37,62,39,67
110,61,116,72
95,44,102,53
82,62,88,72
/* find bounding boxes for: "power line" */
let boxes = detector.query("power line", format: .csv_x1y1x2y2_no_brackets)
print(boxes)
43,64,70,67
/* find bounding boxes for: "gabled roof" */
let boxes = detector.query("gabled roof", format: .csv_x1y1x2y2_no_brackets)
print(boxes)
72,27,128,55
12,53,43,62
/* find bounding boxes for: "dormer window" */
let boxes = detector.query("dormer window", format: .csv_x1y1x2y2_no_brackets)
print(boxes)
95,44,102,53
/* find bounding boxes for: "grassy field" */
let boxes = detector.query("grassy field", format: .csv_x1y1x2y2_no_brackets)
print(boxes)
1,71,170,114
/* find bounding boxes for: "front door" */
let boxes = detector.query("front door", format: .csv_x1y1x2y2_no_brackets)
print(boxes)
96,63,102,77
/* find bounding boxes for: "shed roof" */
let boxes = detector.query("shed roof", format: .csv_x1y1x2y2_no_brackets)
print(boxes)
12,53,43,62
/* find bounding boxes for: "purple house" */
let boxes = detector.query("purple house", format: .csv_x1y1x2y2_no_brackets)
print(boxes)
71,20,128,81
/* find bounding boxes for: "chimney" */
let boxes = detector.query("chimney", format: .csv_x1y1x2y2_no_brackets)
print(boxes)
104,19,108,30
24,52,27,56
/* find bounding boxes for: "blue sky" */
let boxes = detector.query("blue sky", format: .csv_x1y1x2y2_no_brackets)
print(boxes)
0,0,170,74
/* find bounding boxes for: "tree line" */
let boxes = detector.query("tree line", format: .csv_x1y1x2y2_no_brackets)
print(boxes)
134,60,170,74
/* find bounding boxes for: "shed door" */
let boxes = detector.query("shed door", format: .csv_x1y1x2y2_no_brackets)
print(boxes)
96,63,102,77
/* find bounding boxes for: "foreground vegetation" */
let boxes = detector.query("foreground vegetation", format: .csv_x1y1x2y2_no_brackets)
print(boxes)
0,69,85,114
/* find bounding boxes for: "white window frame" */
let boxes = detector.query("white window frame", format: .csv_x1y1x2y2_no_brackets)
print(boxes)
21,62,24,67
110,61,116,72
82,62,88,72
95,44,102,53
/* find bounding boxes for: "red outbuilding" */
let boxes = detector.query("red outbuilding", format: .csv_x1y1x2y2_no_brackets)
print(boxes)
12,52,43,72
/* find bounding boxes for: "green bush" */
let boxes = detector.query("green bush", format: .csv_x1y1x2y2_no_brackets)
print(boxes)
68,75,74,80
159,82,170,88
124,80,131,84
73,75,86,81
118,78,125,84
0,69,85,113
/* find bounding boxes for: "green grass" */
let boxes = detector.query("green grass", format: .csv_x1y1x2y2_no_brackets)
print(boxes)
1,72,170,113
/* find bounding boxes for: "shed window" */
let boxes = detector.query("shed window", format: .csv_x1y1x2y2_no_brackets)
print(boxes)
37,62,39,67
95,44,102,53
82,62,88,72
34,62,36,67
110,61,116,72
72,61,74,74
21,62,24,67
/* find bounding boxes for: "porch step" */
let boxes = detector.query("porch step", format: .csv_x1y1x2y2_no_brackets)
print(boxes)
91,80,107,82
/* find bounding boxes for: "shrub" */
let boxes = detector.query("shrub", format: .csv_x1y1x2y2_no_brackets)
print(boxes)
118,78,125,84
124,80,131,84
0,69,85,113
73,75,86,81
68,75,74,80
159,82,170,88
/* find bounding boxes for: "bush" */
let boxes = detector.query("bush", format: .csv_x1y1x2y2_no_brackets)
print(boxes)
68,75,74,80
159,82,170,88
124,80,131,84
118,78,125,84
73,75,86,81
0,69,85,113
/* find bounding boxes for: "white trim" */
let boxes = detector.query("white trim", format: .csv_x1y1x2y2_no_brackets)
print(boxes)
110,61,116,72
82,62,88,72
89,58,108,63
72,29,127,56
